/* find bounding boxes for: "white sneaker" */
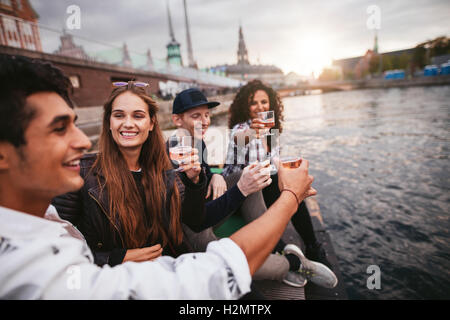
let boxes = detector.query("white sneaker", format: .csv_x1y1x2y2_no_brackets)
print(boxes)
284,244,338,289
282,270,308,288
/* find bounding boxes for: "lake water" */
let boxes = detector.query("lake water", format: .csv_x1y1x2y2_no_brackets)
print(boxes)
210,85,450,299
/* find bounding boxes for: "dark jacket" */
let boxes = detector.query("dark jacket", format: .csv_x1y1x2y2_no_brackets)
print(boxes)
52,153,207,266
197,140,247,229
165,138,247,230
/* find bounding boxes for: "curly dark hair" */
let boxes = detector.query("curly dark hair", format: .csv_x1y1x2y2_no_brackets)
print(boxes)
228,79,284,132
0,54,73,147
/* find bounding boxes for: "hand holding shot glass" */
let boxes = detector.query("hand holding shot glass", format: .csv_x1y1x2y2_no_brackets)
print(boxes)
260,153,278,175
249,110,275,139
279,145,302,169
257,110,275,137
247,155,275,189
168,135,195,172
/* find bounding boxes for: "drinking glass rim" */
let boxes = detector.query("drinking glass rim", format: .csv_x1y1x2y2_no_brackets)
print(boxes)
169,145,192,151
280,155,301,162
257,110,274,116
168,135,193,148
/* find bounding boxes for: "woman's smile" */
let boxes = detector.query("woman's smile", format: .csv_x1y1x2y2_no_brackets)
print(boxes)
120,130,139,138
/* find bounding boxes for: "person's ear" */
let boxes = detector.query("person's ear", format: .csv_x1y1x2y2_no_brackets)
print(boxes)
149,115,155,132
171,114,183,127
0,142,13,170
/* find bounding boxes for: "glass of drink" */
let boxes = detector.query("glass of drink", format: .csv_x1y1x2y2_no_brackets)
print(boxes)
279,146,302,169
168,135,193,172
260,153,278,176
257,111,275,137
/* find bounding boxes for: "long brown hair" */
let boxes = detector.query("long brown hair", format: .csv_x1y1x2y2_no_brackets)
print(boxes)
94,85,182,249
228,79,284,132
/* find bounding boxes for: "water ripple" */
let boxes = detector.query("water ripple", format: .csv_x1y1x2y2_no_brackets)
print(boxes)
212,85,450,299
282,86,450,299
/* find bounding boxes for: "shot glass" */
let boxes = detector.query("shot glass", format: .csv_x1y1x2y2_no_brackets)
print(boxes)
168,135,193,171
279,145,302,169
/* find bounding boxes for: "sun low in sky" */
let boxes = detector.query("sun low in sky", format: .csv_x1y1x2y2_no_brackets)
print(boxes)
291,34,333,77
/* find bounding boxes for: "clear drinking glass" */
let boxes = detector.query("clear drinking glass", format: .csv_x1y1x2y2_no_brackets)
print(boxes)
168,135,193,172
279,145,302,169
257,110,275,137
257,152,277,176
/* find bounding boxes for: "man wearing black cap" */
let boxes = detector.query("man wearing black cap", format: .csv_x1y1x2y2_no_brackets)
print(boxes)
170,88,274,244
171,87,225,199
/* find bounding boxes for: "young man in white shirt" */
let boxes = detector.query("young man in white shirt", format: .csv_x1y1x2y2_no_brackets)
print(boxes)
0,54,318,299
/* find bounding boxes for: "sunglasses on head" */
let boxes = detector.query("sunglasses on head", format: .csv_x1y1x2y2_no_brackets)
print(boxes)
112,81,149,88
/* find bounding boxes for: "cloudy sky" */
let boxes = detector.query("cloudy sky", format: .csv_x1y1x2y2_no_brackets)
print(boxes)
29,0,450,76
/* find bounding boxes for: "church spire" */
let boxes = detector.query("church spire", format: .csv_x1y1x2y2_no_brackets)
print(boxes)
166,0,183,66
237,24,249,65
183,0,197,68
167,0,176,43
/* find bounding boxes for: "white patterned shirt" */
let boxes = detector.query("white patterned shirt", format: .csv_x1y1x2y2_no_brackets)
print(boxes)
0,205,251,299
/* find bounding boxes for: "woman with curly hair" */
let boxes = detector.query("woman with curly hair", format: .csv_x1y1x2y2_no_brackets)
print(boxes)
223,79,333,270
228,80,284,134
224,80,283,176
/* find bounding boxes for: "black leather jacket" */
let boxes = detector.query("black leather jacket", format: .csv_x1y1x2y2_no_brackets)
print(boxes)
52,153,207,266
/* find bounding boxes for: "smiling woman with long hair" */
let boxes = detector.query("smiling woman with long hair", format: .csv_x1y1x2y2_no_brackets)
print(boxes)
97,86,180,250
53,82,206,266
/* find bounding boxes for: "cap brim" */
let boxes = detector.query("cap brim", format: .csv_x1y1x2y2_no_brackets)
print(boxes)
173,101,220,114
206,101,220,108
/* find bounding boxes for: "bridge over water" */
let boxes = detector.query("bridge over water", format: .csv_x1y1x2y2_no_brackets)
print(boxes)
278,75,450,97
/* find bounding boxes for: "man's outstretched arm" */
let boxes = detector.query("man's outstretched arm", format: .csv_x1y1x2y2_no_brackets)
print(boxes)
230,159,316,275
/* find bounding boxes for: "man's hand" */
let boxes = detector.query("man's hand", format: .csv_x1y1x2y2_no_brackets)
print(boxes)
206,174,227,200
179,148,201,183
229,158,316,276
123,244,163,263
276,158,317,203
237,162,272,197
